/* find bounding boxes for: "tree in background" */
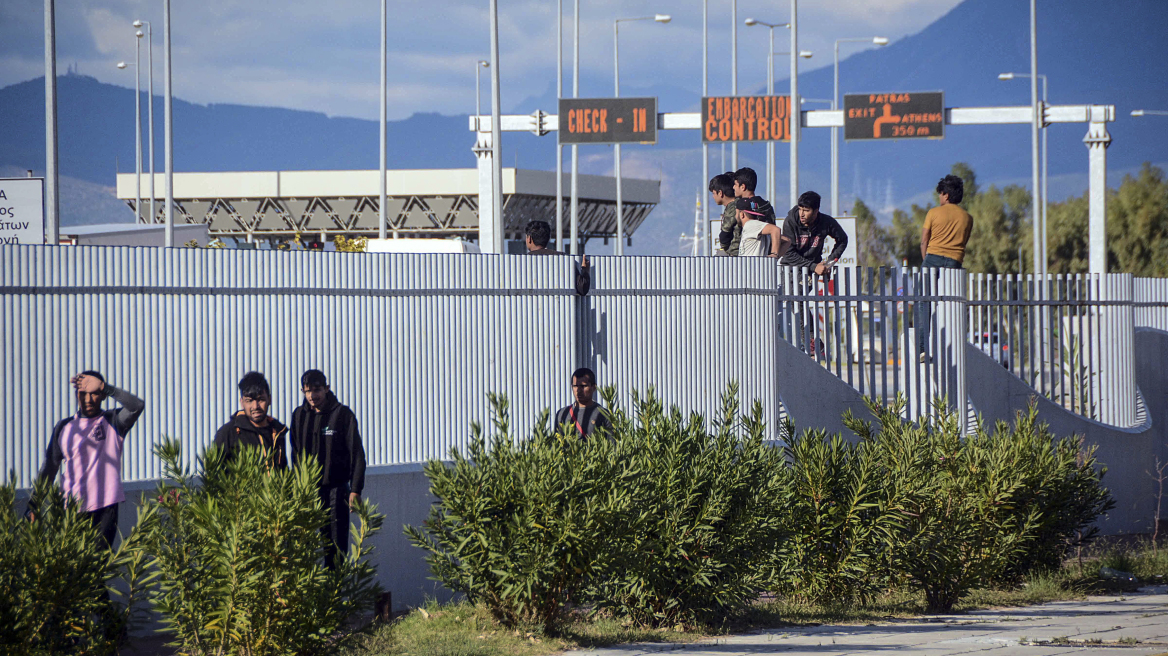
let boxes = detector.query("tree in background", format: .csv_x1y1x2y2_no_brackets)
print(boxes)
1106,163,1168,276
850,199,894,267
853,162,1168,275
1046,193,1089,274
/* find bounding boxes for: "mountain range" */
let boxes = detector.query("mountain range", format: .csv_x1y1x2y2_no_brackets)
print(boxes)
1,0,1165,254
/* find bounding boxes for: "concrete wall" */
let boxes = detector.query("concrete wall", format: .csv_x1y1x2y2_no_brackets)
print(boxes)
964,330,1168,535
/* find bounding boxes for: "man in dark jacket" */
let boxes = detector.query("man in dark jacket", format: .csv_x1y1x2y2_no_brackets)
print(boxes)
291,369,367,567
554,367,612,439
524,220,591,296
30,370,145,549
780,190,848,274
213,372,288,470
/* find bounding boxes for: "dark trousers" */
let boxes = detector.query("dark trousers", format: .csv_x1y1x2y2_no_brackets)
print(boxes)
84,503,119,550
916,253,963,355
320,485,351,568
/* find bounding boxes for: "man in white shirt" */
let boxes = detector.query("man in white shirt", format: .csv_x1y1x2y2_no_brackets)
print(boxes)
736,198,790,258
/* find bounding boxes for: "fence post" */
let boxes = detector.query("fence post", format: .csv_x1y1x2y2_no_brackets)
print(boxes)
932,268,968,434
1099,273,1135,426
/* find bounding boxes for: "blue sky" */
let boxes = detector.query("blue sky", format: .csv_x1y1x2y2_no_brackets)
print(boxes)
1,0,963,121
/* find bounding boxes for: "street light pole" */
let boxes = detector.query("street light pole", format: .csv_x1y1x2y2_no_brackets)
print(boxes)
1029,0,1042,276
834,36,888,217
789,0,798,208
163,0,173,247
999,72,1047,274
556,0,563,250
1132,109,1168,116
44,0,59,244
745,19,794,202
379,0,387,240
570,0,579,255
613,15,670,256
474,60,489,131
702,0,708,255
134,20,154,223
731,0,737,171
488,0,504,254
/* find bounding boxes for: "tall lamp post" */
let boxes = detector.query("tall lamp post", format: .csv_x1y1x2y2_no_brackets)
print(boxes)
743,18,790,202
702,0,708,254
117,46,142,222
44,0,59,244
474,60,489,131
133,20,155,224
613,14,670,256
788,0,799,208
834,36,888,217
378,0,387,240
163,0,173,247
556,0,563,250
730,0,737,171
999,71,1048,272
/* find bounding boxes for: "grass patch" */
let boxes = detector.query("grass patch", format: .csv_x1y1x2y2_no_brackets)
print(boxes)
340,600,700,656
342,547,1168,655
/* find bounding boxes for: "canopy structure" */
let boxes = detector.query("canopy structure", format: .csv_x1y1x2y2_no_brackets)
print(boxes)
115,168,659,245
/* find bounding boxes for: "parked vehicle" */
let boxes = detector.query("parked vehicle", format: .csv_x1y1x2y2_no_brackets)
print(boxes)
971,331,1011,368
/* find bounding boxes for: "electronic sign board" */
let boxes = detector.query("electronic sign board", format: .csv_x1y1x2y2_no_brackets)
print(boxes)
702,95,792,143
843,92,944,140
558,97,657,144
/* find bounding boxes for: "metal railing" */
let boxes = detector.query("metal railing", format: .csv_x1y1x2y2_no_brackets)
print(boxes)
1136,277,1168,332
2,246,1163,489
967,273,1135,426
776,266,967,431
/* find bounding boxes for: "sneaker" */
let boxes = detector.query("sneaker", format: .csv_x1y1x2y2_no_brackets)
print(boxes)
919,352,931,364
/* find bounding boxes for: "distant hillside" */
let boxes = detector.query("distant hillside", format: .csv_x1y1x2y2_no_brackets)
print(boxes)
1,0,1166,250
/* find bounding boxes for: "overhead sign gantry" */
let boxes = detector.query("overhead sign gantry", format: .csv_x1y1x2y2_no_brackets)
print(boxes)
474,100,1114,270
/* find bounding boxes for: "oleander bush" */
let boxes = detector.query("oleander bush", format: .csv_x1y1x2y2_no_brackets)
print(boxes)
0,476,149,656
409,387,1115,624
133,439,383,656
406,393,632,628
588,386,790,627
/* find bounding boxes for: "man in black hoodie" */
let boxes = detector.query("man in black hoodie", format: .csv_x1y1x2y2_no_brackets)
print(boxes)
779,191,848,274
291,369,367,567
213,372,288,470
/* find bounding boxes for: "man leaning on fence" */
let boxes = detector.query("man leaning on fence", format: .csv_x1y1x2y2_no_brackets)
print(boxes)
28,371,146,550
916,175,974,362
779,191,848,275
291,369,367,568
524,220,591,296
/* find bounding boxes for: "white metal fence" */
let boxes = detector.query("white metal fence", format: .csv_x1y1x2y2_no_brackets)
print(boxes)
2,246,1164,488
1136,277,1168,332
0,247,782,487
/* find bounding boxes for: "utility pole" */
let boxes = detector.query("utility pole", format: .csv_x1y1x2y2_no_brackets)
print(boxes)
789,0,799,208
44,0,59,244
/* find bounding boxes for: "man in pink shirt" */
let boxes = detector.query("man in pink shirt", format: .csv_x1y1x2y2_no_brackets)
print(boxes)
30,371,145,549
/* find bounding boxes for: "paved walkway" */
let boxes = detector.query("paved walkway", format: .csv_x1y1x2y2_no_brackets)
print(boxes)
571,588,1168,656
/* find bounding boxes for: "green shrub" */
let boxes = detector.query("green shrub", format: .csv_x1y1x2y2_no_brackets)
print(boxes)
590,386,790,627
134,438,382,656
406,394,632,628
408,386,789,629
849,398,1054,613
0,476,149,656
772,427,900,604
990,408,1114,580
